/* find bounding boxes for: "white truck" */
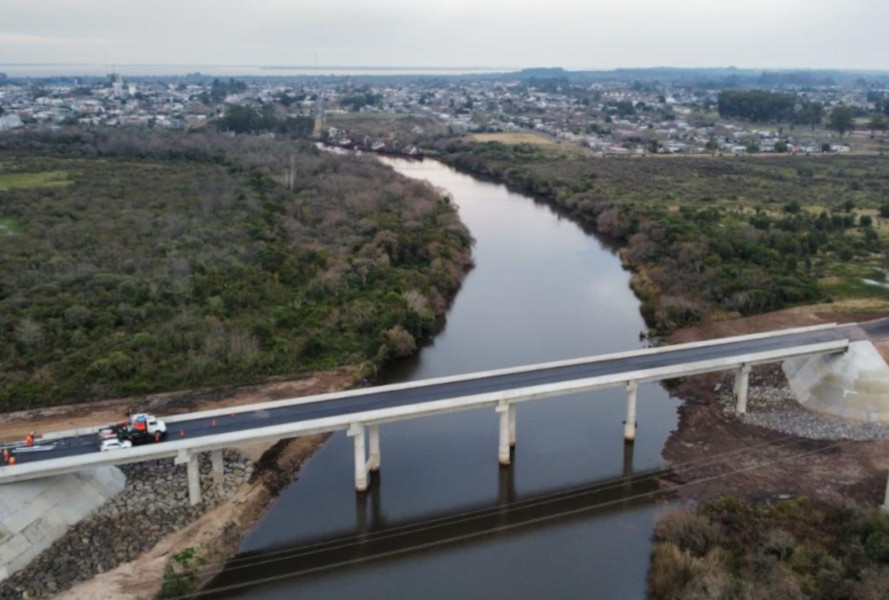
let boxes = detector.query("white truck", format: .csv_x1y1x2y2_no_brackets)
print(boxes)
98,413,167,451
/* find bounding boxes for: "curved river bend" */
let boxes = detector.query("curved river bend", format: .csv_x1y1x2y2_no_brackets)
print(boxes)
213,157,681,599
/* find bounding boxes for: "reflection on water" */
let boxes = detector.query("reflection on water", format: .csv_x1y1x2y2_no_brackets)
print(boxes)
215,157,680,600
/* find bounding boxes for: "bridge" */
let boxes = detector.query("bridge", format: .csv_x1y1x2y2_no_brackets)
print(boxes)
3,322,873,506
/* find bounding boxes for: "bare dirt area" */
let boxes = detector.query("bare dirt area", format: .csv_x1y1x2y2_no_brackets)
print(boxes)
52,434,330,600
660,305,889,506
0,370,354,443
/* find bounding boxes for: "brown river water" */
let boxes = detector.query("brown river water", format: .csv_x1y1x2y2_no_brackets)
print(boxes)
208,156,681,599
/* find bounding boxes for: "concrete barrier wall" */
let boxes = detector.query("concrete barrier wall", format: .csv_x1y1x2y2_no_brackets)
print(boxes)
0,467,125,581
784,340,889,423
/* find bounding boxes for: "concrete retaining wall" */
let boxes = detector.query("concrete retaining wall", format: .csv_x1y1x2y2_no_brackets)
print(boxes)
783,340,889,423
0,467,125,581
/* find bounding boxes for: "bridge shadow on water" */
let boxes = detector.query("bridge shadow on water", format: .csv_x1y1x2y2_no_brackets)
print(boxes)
204,442,671,598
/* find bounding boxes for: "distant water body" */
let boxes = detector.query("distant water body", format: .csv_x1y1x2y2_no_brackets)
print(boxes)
0,64,506,78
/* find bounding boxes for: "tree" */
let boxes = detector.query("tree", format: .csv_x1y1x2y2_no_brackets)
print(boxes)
870,113,888,136
774,140,789,153
828,106,856,136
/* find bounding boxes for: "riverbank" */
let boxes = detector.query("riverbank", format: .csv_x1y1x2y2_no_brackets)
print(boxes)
430,141,889,333
648,304,889,599
662,302,889,506
0,372,351,599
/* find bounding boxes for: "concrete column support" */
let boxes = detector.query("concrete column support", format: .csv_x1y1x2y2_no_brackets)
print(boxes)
497,402,511,466
368,424,381,473
348,423,368,493
186,452,201,506
883,470,889,514
735,364,752,414
508,405,517,448
210,449,224,491
624,381,638,443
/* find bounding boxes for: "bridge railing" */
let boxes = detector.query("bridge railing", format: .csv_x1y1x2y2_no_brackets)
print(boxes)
0,329,849,500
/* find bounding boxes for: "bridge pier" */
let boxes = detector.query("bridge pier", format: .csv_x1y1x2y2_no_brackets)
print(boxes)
883,471,889,514
624,381,638,442
497,402,511,466
508,405,517,447
174,450,202,506
368,424,381,473
186,453,201,506
349,423,369,492
734,364,751,414
211,449,224,491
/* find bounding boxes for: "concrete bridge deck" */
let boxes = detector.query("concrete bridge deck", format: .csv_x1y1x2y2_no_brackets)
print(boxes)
2,321,869,501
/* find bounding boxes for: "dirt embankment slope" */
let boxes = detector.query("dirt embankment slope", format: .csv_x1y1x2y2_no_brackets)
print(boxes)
0,371,353,600
662,302,889,506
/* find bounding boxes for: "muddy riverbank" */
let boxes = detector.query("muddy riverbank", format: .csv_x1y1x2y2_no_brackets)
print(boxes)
662,305,889,507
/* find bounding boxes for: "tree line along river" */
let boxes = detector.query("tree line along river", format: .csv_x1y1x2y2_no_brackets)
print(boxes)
211,156,681,600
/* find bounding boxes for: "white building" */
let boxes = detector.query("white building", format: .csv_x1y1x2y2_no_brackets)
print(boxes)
0,114,23,131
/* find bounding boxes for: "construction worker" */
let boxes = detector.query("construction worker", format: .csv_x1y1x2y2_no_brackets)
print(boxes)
25,432,35,447
2,448,9,463
8,456,15,466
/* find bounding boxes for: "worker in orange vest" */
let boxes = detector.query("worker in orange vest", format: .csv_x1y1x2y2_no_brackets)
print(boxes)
2,448,9,463
8,456,15,466
25,432,35,447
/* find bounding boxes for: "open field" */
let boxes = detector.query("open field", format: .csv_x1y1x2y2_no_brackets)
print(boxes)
467,132,556,145
0,170,69,190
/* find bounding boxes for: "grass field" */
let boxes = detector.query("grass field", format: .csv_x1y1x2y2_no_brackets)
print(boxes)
467,132,556,145
0,170,70,190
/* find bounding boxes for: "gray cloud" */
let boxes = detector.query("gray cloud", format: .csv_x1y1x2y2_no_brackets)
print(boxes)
1,0,887,70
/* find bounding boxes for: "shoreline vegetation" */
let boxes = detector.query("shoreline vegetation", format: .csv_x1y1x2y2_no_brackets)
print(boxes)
431,141,889,333
5,119,889,599
649,499,889,600
0,129,473,412
331,116,889,600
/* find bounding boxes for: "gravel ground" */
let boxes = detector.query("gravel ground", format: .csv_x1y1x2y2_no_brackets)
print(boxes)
0,451,252,600
716,364,889,441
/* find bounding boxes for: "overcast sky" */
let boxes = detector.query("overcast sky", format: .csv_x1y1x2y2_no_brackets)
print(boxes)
2,0,887,71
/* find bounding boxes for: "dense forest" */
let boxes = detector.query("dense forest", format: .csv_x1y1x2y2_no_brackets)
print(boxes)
435,142,889,331
0,130,472,411
649,497,889,600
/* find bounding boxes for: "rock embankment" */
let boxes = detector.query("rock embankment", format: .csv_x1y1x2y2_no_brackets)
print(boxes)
716,364,889,441
0,451,251,600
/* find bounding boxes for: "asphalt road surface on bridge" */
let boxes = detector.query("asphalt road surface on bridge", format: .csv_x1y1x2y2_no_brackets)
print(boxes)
8,320,886,467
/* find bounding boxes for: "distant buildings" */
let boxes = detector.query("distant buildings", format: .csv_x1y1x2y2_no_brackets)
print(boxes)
0,114,22,131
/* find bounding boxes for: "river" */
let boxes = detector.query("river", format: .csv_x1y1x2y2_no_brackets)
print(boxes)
210,156,681,599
